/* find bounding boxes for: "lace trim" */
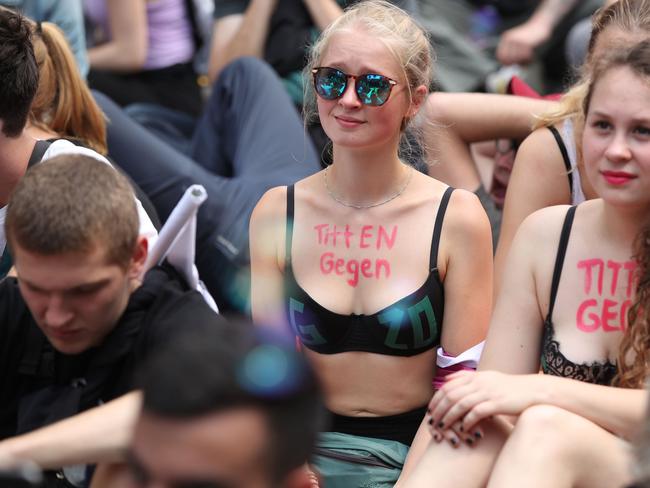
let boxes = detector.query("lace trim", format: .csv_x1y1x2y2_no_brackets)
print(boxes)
541,319,617,386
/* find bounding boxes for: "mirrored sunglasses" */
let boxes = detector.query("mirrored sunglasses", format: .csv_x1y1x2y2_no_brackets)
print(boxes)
311,67,398,107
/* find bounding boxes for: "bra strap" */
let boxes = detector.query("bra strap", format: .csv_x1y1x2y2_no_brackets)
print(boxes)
546,206,577,322
547,125,573,196
285,185,295,269
430,187,454,271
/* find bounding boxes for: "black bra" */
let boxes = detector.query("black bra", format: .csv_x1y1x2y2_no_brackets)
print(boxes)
541,206,618,385
547,125,574,196
284,185,453,356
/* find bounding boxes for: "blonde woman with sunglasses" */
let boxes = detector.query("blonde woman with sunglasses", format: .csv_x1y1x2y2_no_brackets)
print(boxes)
249,1,492,486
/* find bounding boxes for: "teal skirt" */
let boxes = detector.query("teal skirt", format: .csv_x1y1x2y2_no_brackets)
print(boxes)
311,432,409,488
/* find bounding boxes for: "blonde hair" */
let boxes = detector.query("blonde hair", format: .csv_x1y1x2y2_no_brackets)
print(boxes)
30,22,107,155
303,0,433,161
535,0,650,131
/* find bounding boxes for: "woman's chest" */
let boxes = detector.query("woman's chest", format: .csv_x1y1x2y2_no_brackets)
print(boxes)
542,249,636,363
290,215,438,314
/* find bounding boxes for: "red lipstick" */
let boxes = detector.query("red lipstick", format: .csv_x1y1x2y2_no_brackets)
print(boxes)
601,170,636,185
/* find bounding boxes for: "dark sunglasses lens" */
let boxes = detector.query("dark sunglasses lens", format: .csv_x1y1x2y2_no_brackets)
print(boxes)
357,74,392,106
314,68,347,100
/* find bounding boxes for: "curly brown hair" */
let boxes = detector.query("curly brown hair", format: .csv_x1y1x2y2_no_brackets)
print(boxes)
615,225,650,389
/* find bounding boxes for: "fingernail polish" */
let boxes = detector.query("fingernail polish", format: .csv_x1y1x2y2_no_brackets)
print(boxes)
474,431,482,439
437,421,444,429
451,438,458,446
428,418,433,425
465,438,474,445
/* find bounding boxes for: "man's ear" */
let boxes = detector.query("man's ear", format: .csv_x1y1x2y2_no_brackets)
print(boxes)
128,236,148,279
407,84,429,119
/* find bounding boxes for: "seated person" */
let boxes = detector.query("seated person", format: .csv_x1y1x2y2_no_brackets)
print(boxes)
250,2,492,486
402,40,650,488
94,56,321,312
0,1,315,313
92,320,326,487
85,0,203,116
493,0,650,292
0,8,158,277
0,155,227,487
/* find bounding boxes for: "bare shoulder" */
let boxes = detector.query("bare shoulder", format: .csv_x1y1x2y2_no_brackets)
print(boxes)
505,205,576,301
251,185,288,224
249,186,289,255
520,204,573,235
443,188,491,239
515,204,574,254
436,188,493,270
516,125,567,175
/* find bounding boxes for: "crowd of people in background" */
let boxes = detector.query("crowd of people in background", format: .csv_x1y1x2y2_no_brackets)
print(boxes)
1,0,650,487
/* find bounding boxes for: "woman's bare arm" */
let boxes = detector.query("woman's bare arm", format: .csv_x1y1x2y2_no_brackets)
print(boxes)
493,127,572,294
423,92,557,191
87,0,148,71
399,190,493,480
249,186,290,331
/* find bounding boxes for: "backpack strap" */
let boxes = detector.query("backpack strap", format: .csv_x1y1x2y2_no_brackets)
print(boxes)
28,140,53,169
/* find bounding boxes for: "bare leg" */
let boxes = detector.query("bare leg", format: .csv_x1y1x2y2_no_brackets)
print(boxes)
488,405,634,488
401,418,511,488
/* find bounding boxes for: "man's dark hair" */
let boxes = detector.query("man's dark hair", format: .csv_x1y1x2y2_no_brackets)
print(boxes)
0,8,38,137
137,323,326,484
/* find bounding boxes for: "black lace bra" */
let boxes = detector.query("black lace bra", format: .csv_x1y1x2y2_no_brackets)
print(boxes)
540,205,617,386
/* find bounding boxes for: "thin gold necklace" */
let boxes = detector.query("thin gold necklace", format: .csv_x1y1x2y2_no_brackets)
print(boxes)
323,164,413,209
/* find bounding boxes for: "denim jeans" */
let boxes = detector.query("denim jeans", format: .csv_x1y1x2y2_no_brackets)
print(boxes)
94,58,320,312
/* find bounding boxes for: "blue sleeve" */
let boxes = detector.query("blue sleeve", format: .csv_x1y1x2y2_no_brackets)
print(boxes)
22,0,89,78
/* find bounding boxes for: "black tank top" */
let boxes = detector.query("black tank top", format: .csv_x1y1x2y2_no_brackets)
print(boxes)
541,206,618,385
284,185,453,356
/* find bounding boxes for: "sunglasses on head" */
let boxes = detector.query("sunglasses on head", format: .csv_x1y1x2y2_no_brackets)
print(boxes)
311,67,398,106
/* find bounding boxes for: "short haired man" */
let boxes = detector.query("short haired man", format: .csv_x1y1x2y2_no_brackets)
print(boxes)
0,8,157,277
0,156,226,486
123,322,325,488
